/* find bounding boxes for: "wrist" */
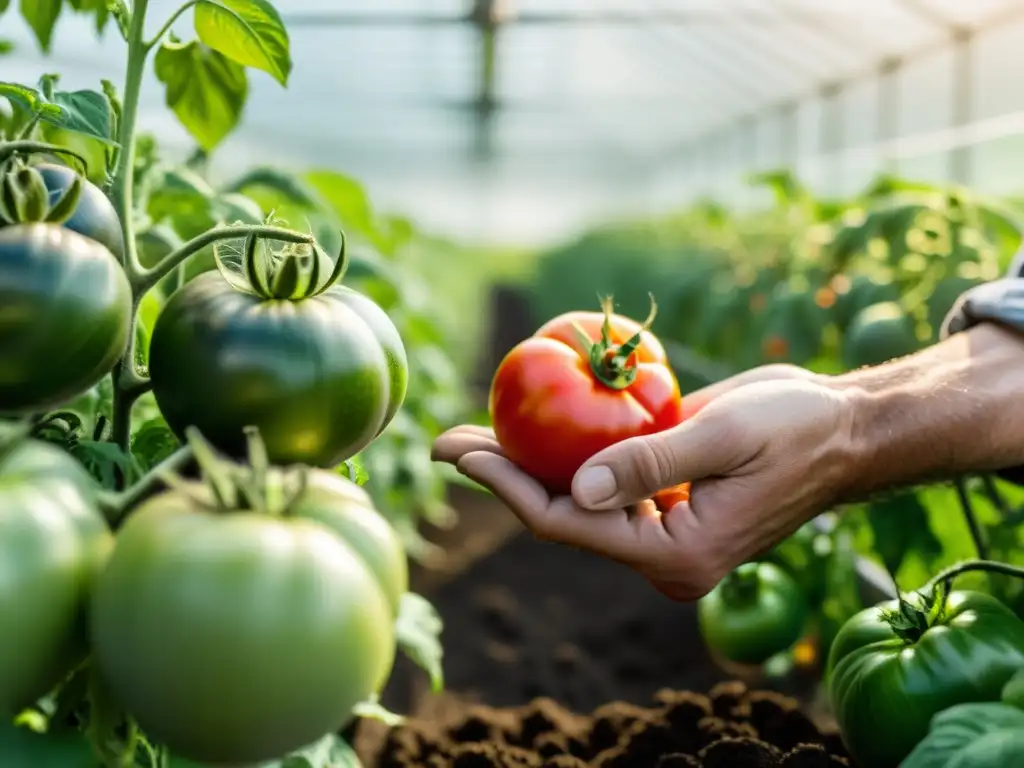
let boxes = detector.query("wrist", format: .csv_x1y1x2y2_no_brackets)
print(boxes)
824,323,1024,498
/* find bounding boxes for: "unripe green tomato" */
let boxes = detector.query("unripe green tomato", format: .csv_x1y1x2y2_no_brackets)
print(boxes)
698,562,807,666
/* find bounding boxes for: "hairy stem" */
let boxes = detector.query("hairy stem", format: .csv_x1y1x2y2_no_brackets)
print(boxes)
0,141,88,172
106,0,151,462
144,0,200,50
134,224,315,296
925,559,1024,592
109,0,150,284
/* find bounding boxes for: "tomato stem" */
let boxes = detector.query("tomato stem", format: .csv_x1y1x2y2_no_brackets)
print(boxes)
953,477,990,560
573,293,658,390
0,141,89,176
720,563,762,605
100,443,194,528
134,224,314,297
925,559,1024,592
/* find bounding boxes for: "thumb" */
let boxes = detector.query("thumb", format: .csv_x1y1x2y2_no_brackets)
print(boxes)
571,410,748,510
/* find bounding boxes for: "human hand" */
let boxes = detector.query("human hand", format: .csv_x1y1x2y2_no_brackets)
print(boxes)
433,364,859,601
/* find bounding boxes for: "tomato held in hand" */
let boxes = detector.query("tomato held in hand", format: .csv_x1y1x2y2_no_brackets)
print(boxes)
827,590,1024,768
490,297,684,495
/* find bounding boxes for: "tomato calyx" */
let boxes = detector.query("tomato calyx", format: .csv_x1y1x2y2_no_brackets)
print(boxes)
0,156,82,227
719,563,766,606
572,294,658,390
880,584,949,644
215,220,349,301
157,426,311,518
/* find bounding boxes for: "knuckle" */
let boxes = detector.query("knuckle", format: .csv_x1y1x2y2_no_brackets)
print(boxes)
632,435,679,490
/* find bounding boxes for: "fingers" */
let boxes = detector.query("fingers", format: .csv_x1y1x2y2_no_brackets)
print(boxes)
431,424,501,463
571,408,752,511
456,451,642,562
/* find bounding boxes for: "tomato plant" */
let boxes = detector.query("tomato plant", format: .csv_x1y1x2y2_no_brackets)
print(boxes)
0,0,448,765
698,562,808,666
149,232,408,468
91,431,398,765
0,429,112,716
490,296,684,495
828,587,1024,768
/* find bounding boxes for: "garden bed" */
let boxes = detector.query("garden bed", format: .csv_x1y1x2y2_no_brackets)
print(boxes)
362,488,846,766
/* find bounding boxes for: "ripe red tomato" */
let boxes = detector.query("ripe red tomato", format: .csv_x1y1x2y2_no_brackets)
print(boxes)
490,298,684,495
653,483,691,512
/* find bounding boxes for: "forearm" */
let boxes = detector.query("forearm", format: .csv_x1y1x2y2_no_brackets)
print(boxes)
828,322,1024,497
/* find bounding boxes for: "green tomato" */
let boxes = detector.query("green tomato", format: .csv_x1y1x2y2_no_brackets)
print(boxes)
827,590,1024,768
697,562,807,665
89,472,398,765
0,224,132,413
35,163,125,261
290,471,408,614
0,439,112,714
148,271,408,467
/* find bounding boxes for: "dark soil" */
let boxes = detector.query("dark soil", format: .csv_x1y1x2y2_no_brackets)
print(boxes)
381,518,824,715
370,682,850,767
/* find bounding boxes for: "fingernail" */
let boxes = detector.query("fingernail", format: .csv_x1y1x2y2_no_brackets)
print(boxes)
573,465,617,506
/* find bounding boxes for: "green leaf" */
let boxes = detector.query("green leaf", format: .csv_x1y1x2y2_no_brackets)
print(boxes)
0,720,96,767
20,0,62,52
278,734,362,768
71,439,142,489
902,702,1024,768
0,40,14,55
0,0,10,15
338,456,369,486
1001,667,1024,709
866,490,942,577
303,171,377,243
194,0,291,86
153,37,248,152
223,166,322,208
352,694,405,727
48,88,114,145
395,592,444,692
131,416,180,471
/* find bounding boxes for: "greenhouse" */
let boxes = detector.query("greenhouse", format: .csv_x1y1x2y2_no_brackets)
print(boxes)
3,2,1024,767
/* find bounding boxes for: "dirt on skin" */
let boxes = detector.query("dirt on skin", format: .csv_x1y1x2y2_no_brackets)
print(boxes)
365,682,851,767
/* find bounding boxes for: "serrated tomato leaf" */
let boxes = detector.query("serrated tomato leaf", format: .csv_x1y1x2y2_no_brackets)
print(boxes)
194,0,291,86
154,37,248,152
395,593,444,692
902,702,1024,768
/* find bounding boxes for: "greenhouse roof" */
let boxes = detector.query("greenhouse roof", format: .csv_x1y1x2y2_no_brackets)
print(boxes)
3,0,1024,243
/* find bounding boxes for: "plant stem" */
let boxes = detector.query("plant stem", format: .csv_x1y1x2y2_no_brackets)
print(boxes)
0,141,88,171
925,559,1024,592
133,224,315,296
109,0,149,284
953,477,989,560
106,0,150,461
99,443,194,528
17,114,41,140
143,0,199,50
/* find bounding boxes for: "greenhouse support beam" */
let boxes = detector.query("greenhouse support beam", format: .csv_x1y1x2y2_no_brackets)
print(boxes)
877,57,902,174
820,83,845,192
950,29,975,185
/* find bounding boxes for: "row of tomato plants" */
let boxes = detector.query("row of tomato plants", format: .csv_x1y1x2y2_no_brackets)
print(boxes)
0,1,459,766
